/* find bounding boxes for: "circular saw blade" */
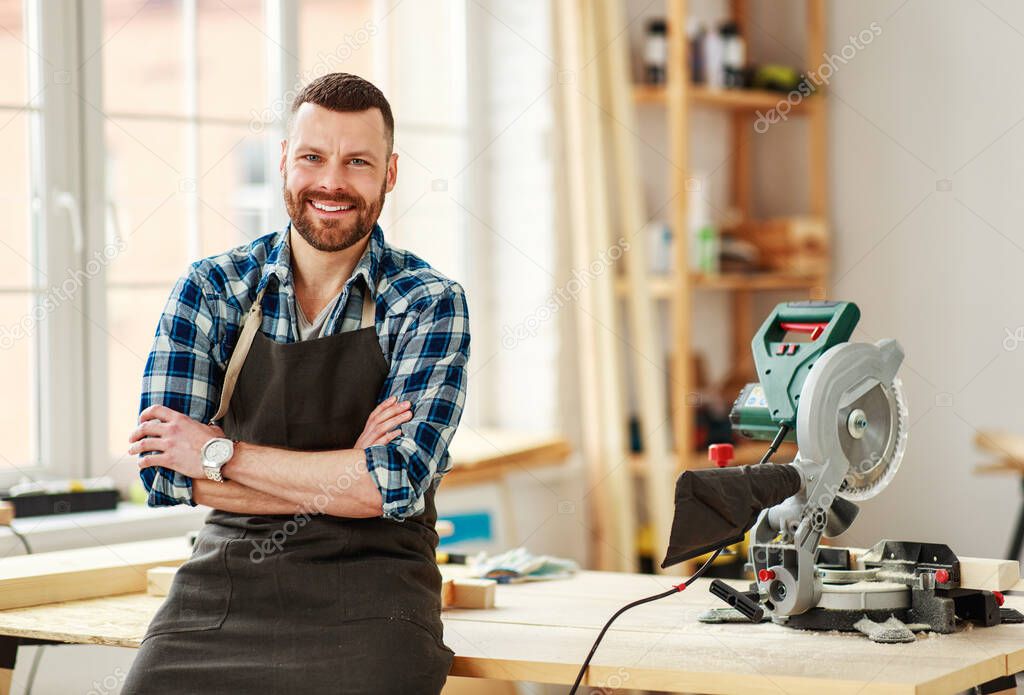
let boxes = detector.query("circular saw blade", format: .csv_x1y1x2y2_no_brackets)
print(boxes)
837,376,908,501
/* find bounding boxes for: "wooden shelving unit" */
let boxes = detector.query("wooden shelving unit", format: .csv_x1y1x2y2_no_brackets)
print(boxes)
634,83,822,113
624,1,829,501
615,272,823,297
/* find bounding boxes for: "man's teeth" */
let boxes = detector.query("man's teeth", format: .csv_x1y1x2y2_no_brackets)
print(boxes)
311,201,354,212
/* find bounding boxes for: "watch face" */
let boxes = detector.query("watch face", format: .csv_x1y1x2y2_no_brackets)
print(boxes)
206,439,232,465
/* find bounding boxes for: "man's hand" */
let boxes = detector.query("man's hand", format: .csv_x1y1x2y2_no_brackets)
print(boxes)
129,404,225,479
354,396,412,449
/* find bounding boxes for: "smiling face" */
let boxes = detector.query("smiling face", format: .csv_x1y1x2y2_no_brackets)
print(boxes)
280,102,397,252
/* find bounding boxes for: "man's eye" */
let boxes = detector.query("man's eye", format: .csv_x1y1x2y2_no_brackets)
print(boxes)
304,154,320,162
351,158,367,166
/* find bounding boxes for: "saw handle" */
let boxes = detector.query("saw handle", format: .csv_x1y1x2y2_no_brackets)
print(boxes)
778,321,827,341
709,579,764,622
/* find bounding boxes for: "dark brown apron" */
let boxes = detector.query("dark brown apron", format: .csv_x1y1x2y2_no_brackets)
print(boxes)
124,280,454,694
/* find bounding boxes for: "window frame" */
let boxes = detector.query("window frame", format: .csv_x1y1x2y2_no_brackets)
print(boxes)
14,0,483,488
0,0,94,489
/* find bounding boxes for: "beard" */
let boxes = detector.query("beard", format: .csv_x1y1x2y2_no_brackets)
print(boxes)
283,174,387,252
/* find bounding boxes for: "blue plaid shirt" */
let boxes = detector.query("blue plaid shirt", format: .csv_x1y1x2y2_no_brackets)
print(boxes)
138,222,470,520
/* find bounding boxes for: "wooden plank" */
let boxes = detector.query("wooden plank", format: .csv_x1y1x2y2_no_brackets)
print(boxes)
553,0,637,571
448,428,571,470
959,557,1021,591
975,430,1024,462
441,577,454,609
595,0,674,575
974,459,1024,475
146,566,177,597
443,428,571,487
667,0,691,463
0,503,14,526
615,273,826,297
847,549,1021,591
0,537,190,610
448,579,496,610
731,115,752,220
807,0,828,219
633,85,817,113
436,519,454,539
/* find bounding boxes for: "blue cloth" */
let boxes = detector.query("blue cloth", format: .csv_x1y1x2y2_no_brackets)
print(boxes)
138,222,470,520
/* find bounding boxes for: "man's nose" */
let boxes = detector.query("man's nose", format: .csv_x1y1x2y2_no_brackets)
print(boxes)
316,160,352,194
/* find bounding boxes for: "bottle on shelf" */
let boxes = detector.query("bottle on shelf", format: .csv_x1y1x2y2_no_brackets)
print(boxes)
719,21,747,89
643,18,668,85
686,18,706,84
687,174,718,274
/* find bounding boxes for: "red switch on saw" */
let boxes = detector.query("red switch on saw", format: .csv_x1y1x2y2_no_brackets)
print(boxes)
708,443,735,468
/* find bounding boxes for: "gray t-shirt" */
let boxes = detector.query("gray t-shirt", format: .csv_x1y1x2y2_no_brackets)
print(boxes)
296,289,343,341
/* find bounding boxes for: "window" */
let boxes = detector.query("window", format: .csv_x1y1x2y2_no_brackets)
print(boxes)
101,0,271,467
2,1,493,490
0,0,36,476
297,0,469,280
0,0,91,486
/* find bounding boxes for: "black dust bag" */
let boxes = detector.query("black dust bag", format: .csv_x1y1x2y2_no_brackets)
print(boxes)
660,463,802,569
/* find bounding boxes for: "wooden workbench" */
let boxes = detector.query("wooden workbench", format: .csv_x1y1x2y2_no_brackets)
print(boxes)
0,570,1021,694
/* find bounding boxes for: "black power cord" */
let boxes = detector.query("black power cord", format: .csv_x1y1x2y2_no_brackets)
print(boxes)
566,546,725,695
9,525,32,555
569,431,785,694
758,424,791,465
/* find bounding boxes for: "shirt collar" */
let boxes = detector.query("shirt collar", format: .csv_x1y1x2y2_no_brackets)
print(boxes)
257,221,385,299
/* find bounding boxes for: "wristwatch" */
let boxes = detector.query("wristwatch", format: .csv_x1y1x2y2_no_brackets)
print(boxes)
201,437,235,482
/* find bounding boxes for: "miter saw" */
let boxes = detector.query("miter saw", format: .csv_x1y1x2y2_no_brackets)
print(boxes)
660,301,1023,643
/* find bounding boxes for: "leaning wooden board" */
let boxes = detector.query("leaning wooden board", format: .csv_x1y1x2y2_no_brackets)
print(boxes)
0,537,190,610
0,571,1022,693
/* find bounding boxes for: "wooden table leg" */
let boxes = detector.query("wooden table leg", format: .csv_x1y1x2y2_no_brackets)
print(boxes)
0,636,18,695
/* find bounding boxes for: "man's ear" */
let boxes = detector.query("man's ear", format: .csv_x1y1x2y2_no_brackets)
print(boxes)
279,139,287,177
386,152,398,193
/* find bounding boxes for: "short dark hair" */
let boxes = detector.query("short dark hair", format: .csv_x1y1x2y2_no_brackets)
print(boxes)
288,72,394,155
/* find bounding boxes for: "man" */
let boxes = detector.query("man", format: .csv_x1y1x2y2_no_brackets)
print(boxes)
122,73,469,694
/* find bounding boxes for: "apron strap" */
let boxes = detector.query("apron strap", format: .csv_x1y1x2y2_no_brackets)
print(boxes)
360,284,375,329
210,286,267,425
211,281,377,426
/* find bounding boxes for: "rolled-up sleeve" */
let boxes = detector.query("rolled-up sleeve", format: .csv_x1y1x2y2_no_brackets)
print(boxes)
138,265,222,507
363,281,470,520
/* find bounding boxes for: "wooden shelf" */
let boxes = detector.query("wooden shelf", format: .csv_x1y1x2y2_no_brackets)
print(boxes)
615,272,825,297
634,84,821,113
629,441,799,476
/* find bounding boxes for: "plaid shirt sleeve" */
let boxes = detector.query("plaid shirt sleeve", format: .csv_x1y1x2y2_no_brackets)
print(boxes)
363,281,471,520
137,265,223,507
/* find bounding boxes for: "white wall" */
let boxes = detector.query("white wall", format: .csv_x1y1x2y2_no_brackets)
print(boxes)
625,0,1024,560
827,0,1024,559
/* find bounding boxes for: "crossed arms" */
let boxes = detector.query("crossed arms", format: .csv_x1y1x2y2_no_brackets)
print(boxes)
133,264,470,521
